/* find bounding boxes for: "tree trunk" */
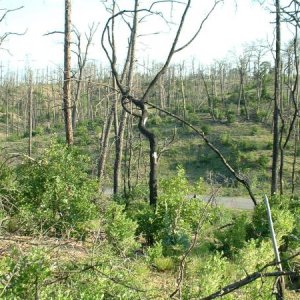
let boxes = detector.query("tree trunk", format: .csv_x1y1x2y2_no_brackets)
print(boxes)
113,109,127,194
28,72,33,157
138,104,158,208
271,0,281,195
63,0,73,146
98,92,116,185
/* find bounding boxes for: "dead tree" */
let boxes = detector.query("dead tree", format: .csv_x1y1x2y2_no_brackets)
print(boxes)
63,0,74,145
271,0,281,195
102,0,222,208
27,70,33,157
71,23,98,129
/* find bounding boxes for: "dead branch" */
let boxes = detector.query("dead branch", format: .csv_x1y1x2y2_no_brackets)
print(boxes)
43,31,64,36
0,6,24,23
175,0,223,53
146,101,258,206
200,251,300,300
157,127,177,161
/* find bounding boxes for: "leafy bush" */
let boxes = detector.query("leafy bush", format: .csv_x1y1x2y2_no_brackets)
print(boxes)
137,168,208,255
148,114,162,126
186,252,232,298
233,239,275,299
104,201,139,256
226,110,236,123
74,125,92,145
214,213,250,256
0,247,51,299
153,257,174,271
15,142,97,237
220,133,233,146
257,154,269,168
238,140,258,151
200,124,210,135
249,196,295,244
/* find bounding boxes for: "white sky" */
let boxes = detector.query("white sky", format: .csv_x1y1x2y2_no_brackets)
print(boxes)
0,0,284,72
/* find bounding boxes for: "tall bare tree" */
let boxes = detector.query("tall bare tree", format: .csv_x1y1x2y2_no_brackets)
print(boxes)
271,0,281,195
63,0,74,145
102,0,222,208
72,23,98,129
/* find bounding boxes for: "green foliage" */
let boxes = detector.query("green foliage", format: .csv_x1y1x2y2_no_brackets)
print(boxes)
153,257,174,271
148,114,162,126
249,196,295,244
213,108,225,120
0,247,51,299
137,168,208,255
6,133,21,142
257,154,269,168
15,142,97,237
238,139,258,151
0,158,17,233
200,124,210,135
74,124,92,145
226,110,236,123
185,252,232,299
251,125,259,135
234,239,275,299
220,133,232,146
214,213,250,256
146,241,164,262
104,201,139,255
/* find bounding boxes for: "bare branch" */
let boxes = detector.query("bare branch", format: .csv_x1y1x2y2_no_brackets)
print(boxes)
141,0,192,101
43,31,64,36
175,0,223,53
146,101,258,206
0,6,24,23
149,0,186,11
201,251,300,299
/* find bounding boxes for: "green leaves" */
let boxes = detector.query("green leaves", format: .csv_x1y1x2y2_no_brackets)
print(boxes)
15,141,98,237
104,202,139,256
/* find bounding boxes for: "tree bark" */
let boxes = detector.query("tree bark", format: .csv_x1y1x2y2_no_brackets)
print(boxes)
63,0,74,146
28,71,33,157
271,0,281,195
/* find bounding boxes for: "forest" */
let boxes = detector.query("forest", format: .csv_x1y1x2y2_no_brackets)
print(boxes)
0,0,299,299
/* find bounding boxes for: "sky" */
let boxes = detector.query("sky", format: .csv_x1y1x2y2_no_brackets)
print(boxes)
0,0,282,72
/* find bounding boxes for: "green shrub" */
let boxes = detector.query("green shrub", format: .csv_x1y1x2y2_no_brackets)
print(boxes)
75,125,92,145
214,213,250,256
136,168,208,255
226,110,236,123
153,257,174,271
233,239,275,299
249,196,295,244
251,126,259,135
104,201,139,255
219,133,231,146
190,252,231,298
238,140,258,151
15,142,97,237
213,108,225,120
148,114,162,126
200,124,210,135
0,247,51,299
257,154,269,168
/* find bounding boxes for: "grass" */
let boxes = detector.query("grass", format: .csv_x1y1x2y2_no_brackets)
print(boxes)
0,111,298,197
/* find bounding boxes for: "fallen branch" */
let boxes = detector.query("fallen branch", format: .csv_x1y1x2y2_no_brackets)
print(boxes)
200,270,299,300
200,251,300,299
